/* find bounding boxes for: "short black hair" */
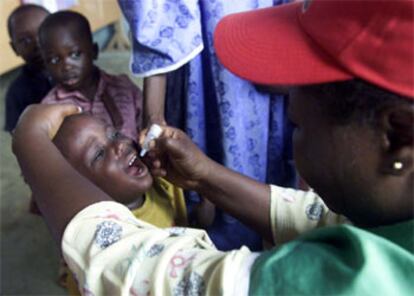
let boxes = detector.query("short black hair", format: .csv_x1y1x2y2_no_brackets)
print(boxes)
38,11,93,46
303,79,413,127
7,4,49,38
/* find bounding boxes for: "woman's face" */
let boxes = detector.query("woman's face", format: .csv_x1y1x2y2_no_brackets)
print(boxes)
287,86,383,224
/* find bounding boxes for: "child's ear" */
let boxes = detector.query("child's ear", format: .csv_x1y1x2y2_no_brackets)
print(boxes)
93,43,99,60
378,104,414,176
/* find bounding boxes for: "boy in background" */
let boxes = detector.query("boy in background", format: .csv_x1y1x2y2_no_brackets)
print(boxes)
39,11,142,140
4,4,52,133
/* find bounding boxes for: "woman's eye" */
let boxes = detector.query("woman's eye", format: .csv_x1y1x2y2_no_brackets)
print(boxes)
49,57,59,65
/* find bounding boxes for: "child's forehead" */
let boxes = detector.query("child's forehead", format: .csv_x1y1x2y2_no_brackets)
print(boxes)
13,7,47,19
72,115,105,131
10,8,48,31
46,24,88,43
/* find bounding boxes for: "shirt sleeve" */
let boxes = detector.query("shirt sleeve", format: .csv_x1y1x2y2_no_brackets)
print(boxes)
250,222,414,295
118,0,204,77
269,185,349,245
62,201,258,296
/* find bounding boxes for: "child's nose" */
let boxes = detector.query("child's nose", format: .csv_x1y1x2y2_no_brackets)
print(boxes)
113,140,126,157
63,58,75,71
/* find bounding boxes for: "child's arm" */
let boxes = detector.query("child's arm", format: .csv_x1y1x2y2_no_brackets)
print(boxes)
12,104,112,243
143,74,167,127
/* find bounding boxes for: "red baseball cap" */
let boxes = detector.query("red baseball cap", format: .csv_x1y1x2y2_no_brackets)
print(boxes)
214,0,414,98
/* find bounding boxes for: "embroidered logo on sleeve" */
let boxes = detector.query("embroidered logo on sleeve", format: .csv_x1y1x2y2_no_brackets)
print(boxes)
173,272,205,296
145,244,164,257
168,227,187,237
94,221,123,249
305,202,324,220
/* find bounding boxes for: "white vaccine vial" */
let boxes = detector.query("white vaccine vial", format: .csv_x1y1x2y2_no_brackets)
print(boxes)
140,124,163,157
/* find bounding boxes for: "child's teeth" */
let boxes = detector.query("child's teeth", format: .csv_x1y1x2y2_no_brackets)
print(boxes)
129,155,137,166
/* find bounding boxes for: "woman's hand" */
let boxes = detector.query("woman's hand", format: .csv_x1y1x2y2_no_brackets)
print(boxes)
14,103,82,140
139,126,215,191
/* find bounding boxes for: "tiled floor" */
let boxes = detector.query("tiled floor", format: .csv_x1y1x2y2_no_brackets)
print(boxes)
0,51,141,295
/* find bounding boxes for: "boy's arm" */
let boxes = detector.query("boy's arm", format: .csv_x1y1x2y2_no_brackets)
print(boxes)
12,104,111,243
143,74,167,127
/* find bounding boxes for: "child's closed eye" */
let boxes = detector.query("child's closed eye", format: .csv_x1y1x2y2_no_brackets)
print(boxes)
113,131,122,139
108,130,123,141
92,148,105,165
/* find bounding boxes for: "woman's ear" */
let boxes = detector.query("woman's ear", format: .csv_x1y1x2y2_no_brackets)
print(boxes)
378,104,414,176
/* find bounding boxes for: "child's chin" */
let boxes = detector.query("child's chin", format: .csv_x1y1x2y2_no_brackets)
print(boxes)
62,82,79,91
134,175,154,191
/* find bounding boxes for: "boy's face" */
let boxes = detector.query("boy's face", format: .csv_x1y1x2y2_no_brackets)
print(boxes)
41,25,97,91
57,115,153,205
287,87,382,225
9,8,48,69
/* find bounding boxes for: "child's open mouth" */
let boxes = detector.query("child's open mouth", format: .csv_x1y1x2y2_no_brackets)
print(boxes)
125,153,147,177
64,78,79,86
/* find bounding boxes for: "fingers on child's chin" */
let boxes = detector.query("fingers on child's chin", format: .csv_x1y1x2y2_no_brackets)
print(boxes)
150,168,167,177
147,151,158,158
151,159,162,169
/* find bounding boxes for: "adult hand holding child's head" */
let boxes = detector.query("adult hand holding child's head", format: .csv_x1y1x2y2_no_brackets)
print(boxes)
139,126,215,191
13,103,82,142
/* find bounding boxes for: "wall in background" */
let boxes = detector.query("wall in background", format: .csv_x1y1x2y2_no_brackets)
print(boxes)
0,0,122,75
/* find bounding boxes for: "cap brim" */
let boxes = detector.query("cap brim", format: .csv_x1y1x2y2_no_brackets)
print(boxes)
214,2,352,86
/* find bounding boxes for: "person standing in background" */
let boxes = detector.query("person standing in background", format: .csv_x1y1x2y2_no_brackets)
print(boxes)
4,4,52,133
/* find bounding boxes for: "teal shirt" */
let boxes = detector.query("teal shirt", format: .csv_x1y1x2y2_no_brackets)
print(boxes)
250,220,414,295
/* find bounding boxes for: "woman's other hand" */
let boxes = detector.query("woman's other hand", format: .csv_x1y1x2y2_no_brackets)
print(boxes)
14,103,82,140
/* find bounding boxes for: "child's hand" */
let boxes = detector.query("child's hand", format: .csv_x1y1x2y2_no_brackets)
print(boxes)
14,103,82,139
139,126,215,191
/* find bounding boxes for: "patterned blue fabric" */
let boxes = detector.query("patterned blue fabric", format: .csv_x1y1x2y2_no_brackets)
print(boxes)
119,0,296,251
119,0,203,76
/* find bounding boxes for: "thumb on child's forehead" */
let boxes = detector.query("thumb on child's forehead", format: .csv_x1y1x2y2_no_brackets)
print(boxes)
60,103,82,115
